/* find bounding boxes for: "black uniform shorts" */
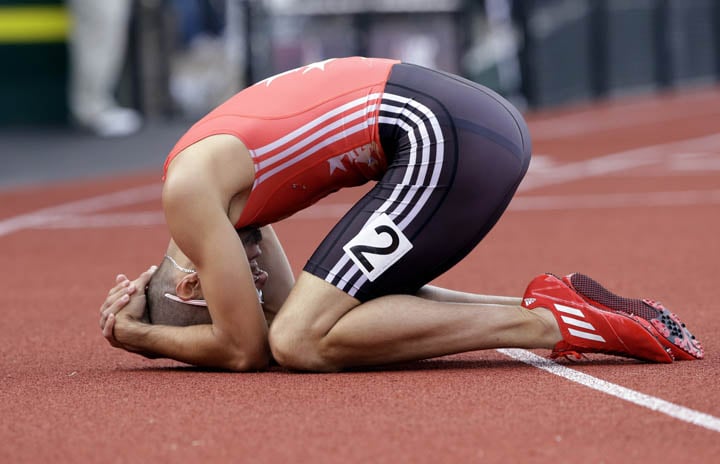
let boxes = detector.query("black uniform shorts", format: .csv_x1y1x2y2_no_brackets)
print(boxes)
304,63,532,301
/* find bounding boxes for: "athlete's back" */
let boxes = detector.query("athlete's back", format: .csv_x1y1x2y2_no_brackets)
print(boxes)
165,57,399,227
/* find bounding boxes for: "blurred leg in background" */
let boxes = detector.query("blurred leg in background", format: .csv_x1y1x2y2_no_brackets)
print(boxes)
68,0,142,137
168,0,244,118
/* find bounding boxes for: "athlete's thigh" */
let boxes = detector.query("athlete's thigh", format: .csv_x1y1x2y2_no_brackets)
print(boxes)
304,63,531,302
274,271,360,339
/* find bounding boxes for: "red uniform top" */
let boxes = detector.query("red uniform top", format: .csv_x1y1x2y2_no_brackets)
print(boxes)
164,57,399,228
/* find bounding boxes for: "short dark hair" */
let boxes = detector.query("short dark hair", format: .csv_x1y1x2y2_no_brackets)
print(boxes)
146,258,211,326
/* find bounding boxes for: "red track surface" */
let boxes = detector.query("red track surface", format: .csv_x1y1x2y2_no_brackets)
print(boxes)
2,88,720,463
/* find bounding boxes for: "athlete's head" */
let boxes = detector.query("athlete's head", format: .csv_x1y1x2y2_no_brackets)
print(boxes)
146,228,266,326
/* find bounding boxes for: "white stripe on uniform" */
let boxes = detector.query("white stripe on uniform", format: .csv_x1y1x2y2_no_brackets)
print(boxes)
328,93,445,297
252,93,384,182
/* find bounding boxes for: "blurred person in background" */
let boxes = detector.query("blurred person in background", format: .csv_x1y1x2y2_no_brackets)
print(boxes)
168,0,240,117
67,0,142,137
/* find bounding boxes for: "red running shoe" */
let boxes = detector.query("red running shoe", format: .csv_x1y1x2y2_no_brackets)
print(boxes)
522,274,673,363
563,273,703,361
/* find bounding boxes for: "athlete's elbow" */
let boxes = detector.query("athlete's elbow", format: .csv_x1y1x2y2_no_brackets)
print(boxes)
210,326,270,371
219,349,270,372
222,348,269,372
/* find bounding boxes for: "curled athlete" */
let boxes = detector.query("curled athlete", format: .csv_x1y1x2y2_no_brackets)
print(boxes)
99,58,703,371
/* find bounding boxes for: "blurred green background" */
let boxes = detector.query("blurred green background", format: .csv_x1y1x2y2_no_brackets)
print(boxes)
0,0,68,124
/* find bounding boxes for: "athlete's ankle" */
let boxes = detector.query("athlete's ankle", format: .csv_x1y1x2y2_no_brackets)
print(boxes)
530,307,563,349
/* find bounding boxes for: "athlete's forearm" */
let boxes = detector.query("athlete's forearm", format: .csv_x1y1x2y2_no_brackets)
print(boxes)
416,285,522,306
114,316,270,371
256,225,295,318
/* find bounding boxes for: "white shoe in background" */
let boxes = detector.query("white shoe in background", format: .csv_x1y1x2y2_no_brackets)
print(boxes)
76,106,143,137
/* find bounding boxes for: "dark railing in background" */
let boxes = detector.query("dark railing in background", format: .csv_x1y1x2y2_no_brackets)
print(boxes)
239,0,720,110
242,0,468,83
514,0,720,107
0,0,718,125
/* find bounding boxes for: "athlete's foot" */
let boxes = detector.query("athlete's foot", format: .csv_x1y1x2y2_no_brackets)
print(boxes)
522,274,674,363
563,273,703,361
528,306,564,349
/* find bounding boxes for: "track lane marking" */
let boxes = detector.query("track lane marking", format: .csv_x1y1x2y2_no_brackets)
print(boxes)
498,349,720,433
510,189,720,211
3,134,718,234
0,184,161,237
519,133,720,192
292,189,720,219
529,91,720,139
16,188,719,228
38,211,166,228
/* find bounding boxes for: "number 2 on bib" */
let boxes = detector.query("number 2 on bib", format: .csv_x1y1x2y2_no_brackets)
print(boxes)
343,213,413,281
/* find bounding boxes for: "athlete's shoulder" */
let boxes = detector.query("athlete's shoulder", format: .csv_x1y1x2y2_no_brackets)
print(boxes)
164,57,399,163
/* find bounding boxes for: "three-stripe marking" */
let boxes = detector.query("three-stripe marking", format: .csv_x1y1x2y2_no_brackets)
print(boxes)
555,303,607,342
252,93,384,185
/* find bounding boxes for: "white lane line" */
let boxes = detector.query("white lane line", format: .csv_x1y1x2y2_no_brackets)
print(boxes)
12,187,715,229
0,184,162,237
38,212,166,229
3,134,719,234
529,91,720,139
520,133,720,192
509,189,720,211
497,349,720,433
289,189,720,220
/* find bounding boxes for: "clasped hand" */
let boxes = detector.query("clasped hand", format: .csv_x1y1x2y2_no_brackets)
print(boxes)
98,266,157,355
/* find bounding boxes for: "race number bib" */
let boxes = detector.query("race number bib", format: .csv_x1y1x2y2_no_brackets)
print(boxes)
343,213,413,281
